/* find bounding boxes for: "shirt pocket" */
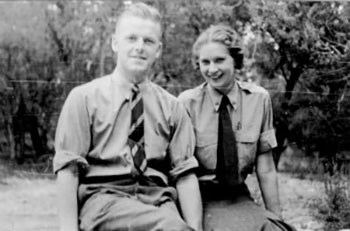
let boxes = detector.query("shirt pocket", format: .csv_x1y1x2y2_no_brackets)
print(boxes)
195,132,217,170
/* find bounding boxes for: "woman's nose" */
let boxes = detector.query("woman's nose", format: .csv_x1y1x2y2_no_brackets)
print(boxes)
208,62,218,74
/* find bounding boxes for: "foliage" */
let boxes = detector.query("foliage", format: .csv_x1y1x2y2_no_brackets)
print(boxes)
157,0,248,95
315,174,350,230
244,1,350,164
0,0,129,160
1,0,350,173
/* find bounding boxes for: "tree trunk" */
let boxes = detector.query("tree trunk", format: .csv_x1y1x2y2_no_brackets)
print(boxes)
274,66,304,169
6,119,15,159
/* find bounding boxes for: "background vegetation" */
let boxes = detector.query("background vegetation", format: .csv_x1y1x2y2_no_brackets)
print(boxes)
0,0,350,229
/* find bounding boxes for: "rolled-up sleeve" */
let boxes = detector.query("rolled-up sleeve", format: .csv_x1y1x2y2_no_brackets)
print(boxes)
258,94,277,154
168,101,198,181
53,87,90,173
258,129,277,154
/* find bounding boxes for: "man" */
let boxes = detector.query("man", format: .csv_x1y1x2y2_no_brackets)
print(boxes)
54,3,203,231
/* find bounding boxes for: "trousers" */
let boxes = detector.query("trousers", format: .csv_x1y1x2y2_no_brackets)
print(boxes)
78,177,193,231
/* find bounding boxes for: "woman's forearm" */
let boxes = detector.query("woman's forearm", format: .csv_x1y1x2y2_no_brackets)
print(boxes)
256,151,282,219
257,169,282,217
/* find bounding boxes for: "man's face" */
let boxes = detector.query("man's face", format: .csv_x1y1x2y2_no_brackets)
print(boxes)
112,15,162,81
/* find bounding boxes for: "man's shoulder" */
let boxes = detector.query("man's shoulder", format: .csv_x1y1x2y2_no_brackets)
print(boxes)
147,81,177,101
70,75,111,95
79,75,111,90
178,83,206,102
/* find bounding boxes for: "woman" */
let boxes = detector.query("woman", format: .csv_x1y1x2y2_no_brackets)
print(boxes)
178,24,295,231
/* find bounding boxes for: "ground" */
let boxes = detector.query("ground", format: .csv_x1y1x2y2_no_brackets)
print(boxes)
0,162,325,231
247,173,324,231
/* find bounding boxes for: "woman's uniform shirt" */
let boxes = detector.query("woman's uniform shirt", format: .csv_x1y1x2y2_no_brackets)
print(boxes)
54,70,198,187
178,81,277,183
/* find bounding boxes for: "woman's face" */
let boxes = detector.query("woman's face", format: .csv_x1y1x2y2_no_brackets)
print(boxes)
198,42,235,94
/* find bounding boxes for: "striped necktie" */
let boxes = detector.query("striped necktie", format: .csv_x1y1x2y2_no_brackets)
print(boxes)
128,84,147,173
216,94,239,186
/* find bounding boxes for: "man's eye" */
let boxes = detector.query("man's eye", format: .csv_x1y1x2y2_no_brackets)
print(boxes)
144,38,155,44
128,36,137,41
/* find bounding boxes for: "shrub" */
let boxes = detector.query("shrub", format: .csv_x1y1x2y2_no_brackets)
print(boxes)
315,174,350,231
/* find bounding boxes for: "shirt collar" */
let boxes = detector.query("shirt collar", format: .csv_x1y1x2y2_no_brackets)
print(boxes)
237,80,255,93
207,81,252,112
110,68,150,100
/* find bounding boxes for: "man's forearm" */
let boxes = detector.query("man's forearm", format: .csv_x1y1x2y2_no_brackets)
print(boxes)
176,172,203,231
56,165,79,231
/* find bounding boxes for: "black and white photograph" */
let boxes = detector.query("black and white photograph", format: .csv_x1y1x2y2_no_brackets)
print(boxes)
0,1,350,231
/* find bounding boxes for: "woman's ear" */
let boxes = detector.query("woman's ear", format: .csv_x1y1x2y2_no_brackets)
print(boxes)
111,33,118,53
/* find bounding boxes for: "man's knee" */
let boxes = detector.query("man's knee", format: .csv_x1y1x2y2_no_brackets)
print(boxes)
157,215,194,231
154,201,194,231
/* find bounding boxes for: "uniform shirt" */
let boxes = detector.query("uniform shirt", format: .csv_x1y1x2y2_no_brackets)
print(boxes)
54,70,198,185
178,81,277,183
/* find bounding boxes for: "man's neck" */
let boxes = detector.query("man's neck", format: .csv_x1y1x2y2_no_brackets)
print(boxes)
113,67,148,84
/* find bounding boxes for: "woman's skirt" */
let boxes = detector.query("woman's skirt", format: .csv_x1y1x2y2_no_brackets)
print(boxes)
200,181,296,231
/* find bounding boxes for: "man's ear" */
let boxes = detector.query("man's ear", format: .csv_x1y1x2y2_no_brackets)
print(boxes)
155,42,163,59
111,33,118,53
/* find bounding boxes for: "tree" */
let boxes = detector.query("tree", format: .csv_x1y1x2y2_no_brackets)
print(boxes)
245,0,350,169
0,1,50,160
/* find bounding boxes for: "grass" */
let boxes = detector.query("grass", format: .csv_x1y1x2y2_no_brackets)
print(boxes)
0,157,55,184
278,149,350,230
314,173,350,231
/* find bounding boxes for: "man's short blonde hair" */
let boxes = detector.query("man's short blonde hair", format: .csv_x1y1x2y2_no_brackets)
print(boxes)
115,2,162,34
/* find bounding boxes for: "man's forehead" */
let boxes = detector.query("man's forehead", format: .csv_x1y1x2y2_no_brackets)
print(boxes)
117,15,161,29
116,16,162,38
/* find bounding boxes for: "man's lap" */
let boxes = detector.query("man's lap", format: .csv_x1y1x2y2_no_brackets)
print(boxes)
78,183,193,231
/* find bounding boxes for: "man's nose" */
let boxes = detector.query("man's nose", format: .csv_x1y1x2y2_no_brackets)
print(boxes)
135,38,145,51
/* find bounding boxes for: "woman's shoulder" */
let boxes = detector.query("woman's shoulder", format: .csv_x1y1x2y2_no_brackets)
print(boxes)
237,81,270,97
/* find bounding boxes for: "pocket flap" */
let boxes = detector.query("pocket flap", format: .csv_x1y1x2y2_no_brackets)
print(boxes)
235,132,259,143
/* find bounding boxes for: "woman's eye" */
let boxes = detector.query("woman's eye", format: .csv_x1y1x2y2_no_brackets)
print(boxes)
215,58,225,63
200,60,210,65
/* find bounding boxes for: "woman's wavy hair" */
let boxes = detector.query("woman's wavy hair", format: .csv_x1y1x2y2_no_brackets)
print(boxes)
192,24,244,70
